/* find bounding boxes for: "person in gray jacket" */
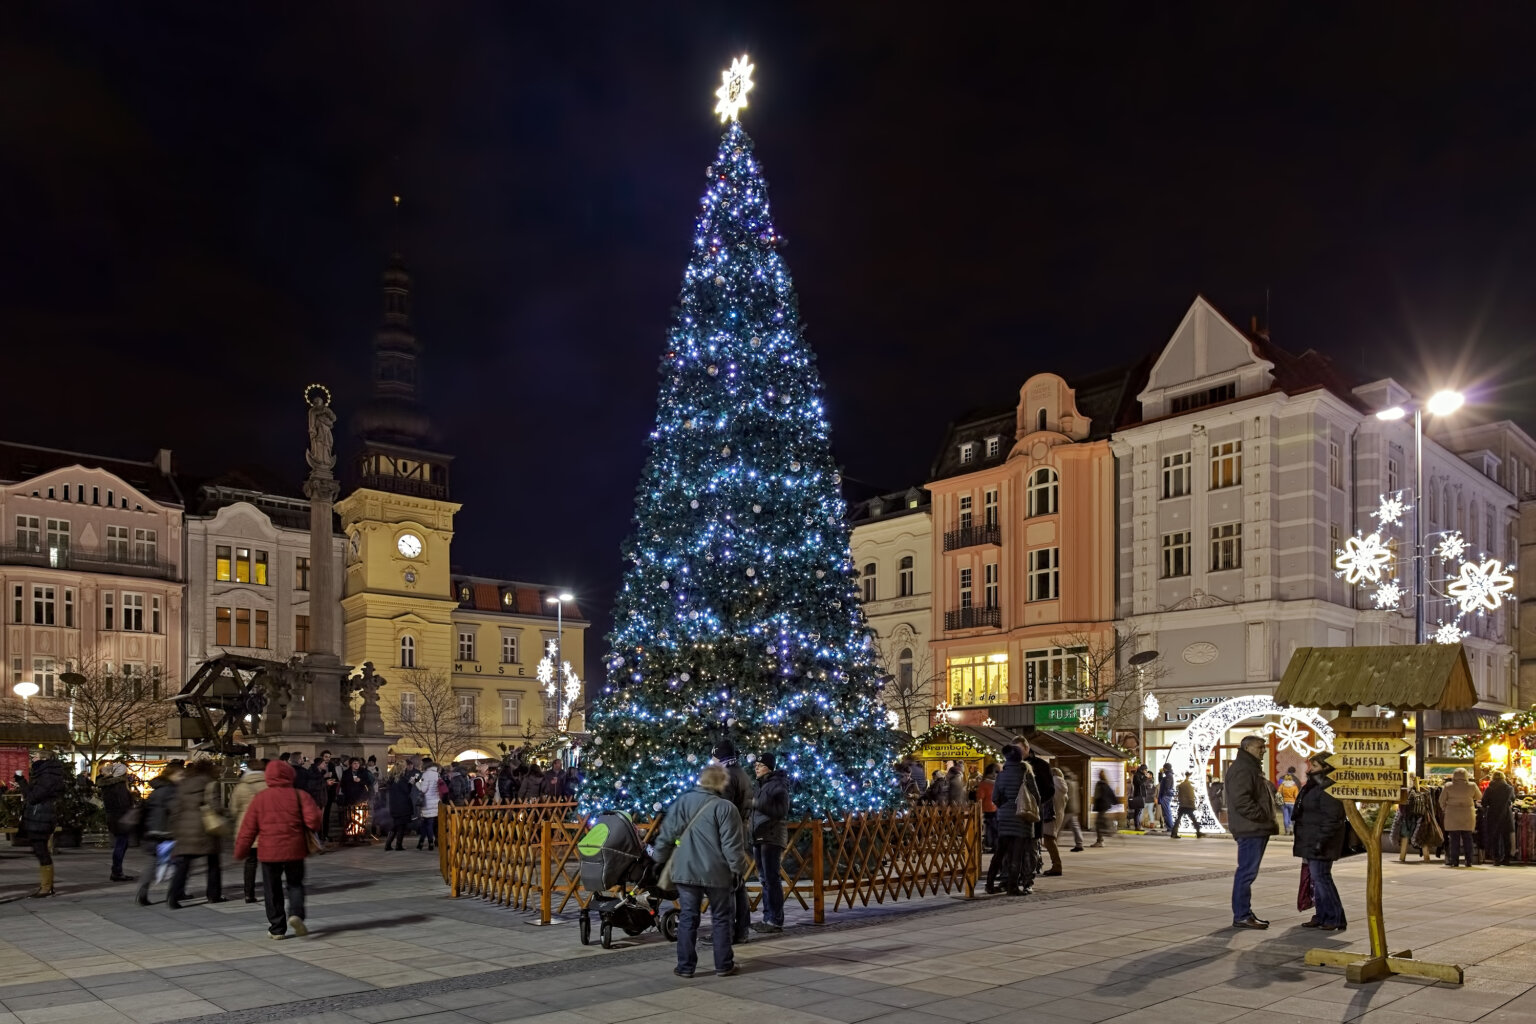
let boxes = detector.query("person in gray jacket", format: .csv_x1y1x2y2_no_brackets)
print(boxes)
1223,735,1278,929
653,764,751,978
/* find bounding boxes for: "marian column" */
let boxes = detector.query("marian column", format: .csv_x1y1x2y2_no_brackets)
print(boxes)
303,385,344,728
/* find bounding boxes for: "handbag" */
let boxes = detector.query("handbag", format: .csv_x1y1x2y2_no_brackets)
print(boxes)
201,802,228,837
1297,863,1315,911
298,789,324,856
656,799,714,891
1014,765,1040,824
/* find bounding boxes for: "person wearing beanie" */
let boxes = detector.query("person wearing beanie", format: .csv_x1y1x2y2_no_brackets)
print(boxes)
750,752,791,933
711,738,755,943
99,762,139,882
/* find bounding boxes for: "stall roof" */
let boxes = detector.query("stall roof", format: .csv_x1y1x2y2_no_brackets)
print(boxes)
0,723,72,746
1275,644,1476,712
1028,729,1127,760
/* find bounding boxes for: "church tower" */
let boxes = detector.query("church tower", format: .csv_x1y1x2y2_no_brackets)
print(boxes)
335,246,461,677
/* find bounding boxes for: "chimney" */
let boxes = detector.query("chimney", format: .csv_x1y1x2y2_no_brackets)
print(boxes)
155,449,173,475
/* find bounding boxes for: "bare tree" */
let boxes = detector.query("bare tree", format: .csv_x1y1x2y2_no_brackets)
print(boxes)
385,668,482,764
0,657,173,778
1047,628,1167,741
872,630,938,734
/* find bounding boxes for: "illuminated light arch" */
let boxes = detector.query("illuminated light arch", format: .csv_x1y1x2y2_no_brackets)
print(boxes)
1162,695,1335,834
453,749,497,764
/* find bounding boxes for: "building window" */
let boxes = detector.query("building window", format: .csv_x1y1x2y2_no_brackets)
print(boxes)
1024,646,1086,702
253,550,268,585
502,695,521,727
947,652,1008,705
1210,440,1242,489
295,614,311,653
1170,381,1236,414
254,609,269,648
216,545,232,581
983,562,999,609
457,693,476,727
1027,547,1060,601
1487,509,1497,559
106,525,130,561
12,584,22,624
862,563,878,603
234,608,251,646
1161,531,1191,578
32,585,54,626
15,515,39,552
150,596,160,633
295,556,311,591
1161,452,1190,499
122,593,144,632
400,635,415,668
215,607,231,646
1027,468,1058,517
1328,441,1342,490
458,630,476,662
1211,522,1243,571
983,487,999,527
897,648,914,690
502,634,519,664
958,495,973,529
46,519,69,567
898,556,915,597
985,436,1001,458
133,528,157,564
11,656,21,686
400,691,417,723
32,657,57,698
1387,456,1400,494
233,547,252,583
959,442,975,465
1037,408,1047,432
958,567,973,609
1330,523,1341,560
103,592,114,631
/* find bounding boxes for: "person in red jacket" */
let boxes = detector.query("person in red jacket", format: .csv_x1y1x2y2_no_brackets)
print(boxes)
234,760,322,939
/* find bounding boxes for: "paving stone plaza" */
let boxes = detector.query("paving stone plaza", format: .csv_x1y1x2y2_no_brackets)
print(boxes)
3,833,1536,1024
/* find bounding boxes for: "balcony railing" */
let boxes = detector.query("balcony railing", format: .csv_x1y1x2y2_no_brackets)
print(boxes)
359,473,448,500
943,522,1001,551
944,606,1001,631
0,543,180,581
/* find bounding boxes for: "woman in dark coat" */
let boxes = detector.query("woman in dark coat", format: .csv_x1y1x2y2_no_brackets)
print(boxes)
986,746,1038,896
168,759,225,907
17,759,65,897
1481,771,1515,866
1292,753,1351,930
99,762,139,882
384,773,417,850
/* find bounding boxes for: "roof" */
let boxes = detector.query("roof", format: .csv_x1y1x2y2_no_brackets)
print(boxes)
847,485,931,526
1275,644,1477,712
190,481,345,535
1028,729,1127,760
0,441,183,507
450,574,587,623
0,723,74,746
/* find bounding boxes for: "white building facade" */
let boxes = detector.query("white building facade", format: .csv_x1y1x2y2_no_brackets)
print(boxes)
183,484,345,684
849,487,934,736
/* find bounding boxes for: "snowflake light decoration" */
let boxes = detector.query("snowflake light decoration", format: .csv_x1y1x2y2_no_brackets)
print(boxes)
1143,693,1160,722
713,55,755,123
1373,579,1405,609
1335,531,1393,585
1446,558,1516,614
1373,491,1407,527
1432,621,1470,645
1436,532,1468,562
535,657,555,686
1262,715,1324,760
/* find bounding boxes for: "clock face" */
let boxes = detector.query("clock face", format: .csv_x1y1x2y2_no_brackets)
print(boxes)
396,533,423,559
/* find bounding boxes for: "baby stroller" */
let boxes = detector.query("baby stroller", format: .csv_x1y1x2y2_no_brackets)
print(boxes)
576,809,679,948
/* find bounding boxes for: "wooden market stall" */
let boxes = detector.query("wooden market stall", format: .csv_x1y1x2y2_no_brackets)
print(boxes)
1276,643,1476,985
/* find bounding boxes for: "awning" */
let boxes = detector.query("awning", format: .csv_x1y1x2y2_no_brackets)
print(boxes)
0,723,72,746
1027,729,1126,761
1425,709,1503,736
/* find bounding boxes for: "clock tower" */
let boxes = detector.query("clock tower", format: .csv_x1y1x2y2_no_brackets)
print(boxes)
336,251,461,676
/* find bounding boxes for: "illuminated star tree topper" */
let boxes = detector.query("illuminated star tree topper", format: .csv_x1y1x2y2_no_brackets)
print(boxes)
714,54,755,123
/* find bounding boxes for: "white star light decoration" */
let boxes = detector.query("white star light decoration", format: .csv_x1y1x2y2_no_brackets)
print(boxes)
1436,532,1467,562
1447,558,1516,615
714,55,755,123
1432,621,1470,645
1374,492,1407,527
1373,580,1404,610
1335,531,1393,585
1262,715,1324,759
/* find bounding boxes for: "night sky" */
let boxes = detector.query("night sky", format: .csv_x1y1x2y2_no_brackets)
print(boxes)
4,6,1535,666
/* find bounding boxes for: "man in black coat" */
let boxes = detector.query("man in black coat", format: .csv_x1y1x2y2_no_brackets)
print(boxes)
713,739,755,943
1224,735,1278,929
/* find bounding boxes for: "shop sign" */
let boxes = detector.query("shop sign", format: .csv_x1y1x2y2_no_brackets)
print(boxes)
1153,694,1240,725
1034,702,1106,729
1334,738,1412,757
1334,716,1406,738
917,742,983,761
1320,781,1401,802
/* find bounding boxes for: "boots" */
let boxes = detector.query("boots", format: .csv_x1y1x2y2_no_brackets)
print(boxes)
32,864,55,898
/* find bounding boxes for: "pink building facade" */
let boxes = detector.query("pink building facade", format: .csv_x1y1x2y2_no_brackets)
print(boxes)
0,444,185,722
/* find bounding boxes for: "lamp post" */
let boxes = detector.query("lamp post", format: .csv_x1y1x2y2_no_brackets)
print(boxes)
13,680,38,723
1129,649,1160,766
544,592,576,739
1376,388,1465,777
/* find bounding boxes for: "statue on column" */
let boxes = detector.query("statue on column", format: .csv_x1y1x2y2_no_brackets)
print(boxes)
305,384,337,476
356,662,386,736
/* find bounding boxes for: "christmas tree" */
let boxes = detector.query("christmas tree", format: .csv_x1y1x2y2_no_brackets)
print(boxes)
583,58,896,819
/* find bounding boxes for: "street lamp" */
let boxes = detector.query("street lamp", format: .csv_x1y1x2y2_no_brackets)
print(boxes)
1375,388,1465,776
13,681,38,722
1128,649,1160,767
542,593,578,737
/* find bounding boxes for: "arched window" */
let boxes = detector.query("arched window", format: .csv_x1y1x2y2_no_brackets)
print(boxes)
400,634,416,668
1027,467,1059,517
1468,500,1479,547
898,556,915,597
897,648,914,691
1427,479,1438,525
862,562,878,603
1037,408,1047,432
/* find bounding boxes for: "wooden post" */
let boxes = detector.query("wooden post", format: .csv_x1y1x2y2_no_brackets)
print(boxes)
811,821,825,925
539,819,553,925
445,807,459,898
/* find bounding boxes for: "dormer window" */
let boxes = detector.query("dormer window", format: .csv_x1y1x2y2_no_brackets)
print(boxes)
502,591,515,608
459,585,471,603
1170,381,1237,414
985,436,1001,458
959,442,975,465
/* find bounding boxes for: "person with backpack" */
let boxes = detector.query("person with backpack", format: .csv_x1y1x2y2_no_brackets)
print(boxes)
415,757,442,850
749,752,791,933
986,746,1037,896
